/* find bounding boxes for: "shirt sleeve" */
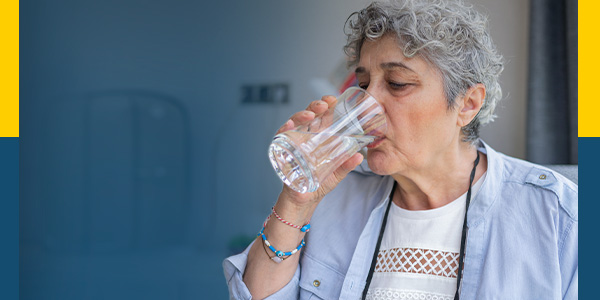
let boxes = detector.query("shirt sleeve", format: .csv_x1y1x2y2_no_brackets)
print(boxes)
223,240,302,300
559,218,578,300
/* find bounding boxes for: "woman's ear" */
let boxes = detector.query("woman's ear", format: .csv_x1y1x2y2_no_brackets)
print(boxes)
457,83,485,127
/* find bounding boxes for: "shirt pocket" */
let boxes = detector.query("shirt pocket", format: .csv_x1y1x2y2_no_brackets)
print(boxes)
299,254,346,300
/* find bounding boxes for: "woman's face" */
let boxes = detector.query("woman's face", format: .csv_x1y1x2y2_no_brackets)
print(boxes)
357,34,462,176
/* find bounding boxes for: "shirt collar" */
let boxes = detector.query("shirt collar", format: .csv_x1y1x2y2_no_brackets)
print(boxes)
467,139,504,227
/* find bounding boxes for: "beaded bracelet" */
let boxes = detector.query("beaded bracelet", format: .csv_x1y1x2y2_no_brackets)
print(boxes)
261,237,292,263
258,225,305,263
271,207,311,232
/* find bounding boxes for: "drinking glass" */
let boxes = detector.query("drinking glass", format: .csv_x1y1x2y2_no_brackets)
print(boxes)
268,87,386,193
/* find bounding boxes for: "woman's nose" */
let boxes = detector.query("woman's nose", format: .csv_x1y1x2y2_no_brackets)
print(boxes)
365,85,384,106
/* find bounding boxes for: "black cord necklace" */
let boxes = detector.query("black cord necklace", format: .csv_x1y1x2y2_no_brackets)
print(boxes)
362,152,481,300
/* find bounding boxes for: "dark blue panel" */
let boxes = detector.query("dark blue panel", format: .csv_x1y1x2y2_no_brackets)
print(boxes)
0,138,18,300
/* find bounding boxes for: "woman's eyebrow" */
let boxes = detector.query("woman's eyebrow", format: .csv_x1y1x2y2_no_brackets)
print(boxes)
380,61,416,73
354,62,416,74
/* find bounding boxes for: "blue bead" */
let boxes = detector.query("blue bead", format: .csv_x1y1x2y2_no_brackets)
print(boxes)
301,224,311,232
276,251,284,257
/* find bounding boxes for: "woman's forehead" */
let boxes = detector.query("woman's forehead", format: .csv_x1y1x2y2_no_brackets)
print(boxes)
357,37,429,75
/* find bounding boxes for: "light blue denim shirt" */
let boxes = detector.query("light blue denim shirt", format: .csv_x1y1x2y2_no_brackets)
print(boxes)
224,141,578,299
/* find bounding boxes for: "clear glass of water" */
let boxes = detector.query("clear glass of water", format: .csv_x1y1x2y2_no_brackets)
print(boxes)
268,87,387,193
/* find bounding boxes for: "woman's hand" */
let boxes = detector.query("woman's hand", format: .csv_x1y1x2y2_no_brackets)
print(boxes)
244,95,364,299
275,95,365,213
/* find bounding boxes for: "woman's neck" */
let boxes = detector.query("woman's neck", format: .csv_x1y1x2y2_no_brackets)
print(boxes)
391,144,487,210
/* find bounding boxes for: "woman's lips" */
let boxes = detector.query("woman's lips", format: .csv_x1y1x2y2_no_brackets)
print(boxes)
366,137,385,149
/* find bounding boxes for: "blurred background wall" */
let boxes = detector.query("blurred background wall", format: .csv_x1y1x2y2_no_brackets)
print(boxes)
20,0,530,298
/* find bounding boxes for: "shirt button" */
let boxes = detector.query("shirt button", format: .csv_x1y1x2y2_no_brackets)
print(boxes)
313,280,321,287
539,174,547,180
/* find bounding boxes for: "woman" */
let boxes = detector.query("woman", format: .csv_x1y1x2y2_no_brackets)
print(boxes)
224,1,578,299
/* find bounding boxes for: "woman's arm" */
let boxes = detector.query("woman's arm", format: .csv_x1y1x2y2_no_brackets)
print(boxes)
242,195,315,299
241,96,363,299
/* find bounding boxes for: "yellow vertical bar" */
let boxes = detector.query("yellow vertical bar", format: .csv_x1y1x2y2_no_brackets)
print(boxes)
0,0,19,137
579,0,599,137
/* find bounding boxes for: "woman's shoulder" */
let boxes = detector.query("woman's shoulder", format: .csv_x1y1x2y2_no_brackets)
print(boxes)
485,144,578,221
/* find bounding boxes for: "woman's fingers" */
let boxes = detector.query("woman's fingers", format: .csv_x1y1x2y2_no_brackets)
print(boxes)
276,97,334,134
278,152,364,208
276,119,294,135
276,96,337,135
294,97,336,124
321,95,337,108
291,110,316,123
329,153,364,186
275,110,316,134
307,100,329,115
300,153,363,201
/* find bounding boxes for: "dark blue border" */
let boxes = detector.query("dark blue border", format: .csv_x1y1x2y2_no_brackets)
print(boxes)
0,137,18,299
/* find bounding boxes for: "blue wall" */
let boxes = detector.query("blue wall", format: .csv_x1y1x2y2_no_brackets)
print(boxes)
20,0,369,298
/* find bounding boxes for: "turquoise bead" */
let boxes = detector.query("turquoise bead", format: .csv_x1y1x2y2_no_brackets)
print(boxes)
301,224,311,232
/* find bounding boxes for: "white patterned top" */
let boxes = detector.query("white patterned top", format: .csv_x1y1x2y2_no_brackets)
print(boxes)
366,173,486,300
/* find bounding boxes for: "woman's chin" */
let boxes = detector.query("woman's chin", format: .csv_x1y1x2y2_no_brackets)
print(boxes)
366,151,391,175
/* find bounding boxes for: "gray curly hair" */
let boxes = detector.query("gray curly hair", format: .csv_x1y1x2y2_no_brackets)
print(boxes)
344,0,504,143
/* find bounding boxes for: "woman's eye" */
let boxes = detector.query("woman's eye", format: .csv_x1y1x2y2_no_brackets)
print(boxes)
358,83,369,89
389,82,408,89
